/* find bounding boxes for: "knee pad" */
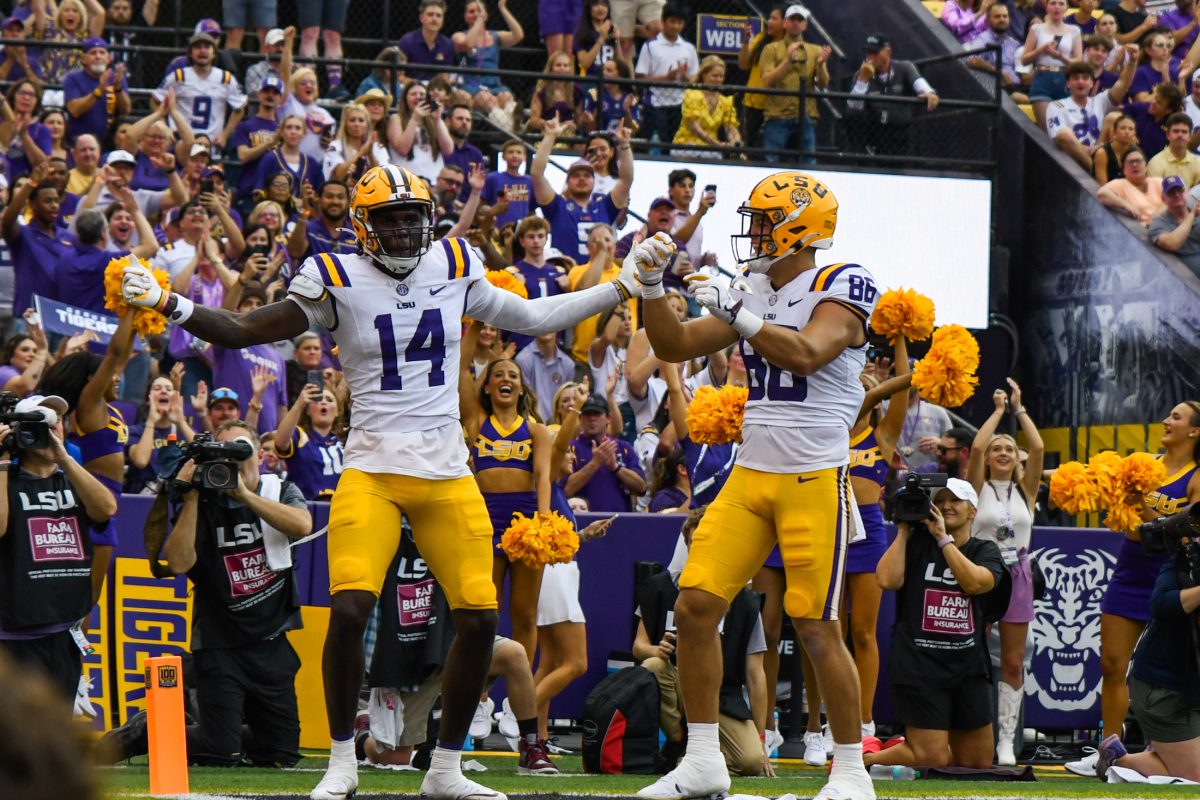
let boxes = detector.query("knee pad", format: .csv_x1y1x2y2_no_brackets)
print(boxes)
783,586,820,621
329,546,371,589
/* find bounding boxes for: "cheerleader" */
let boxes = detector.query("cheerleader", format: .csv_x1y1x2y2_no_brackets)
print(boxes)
966,378,1045,766
1068,400,1200,775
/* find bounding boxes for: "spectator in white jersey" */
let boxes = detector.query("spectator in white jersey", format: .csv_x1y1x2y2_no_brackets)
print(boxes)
1047,54,1138,171
151,30,248,151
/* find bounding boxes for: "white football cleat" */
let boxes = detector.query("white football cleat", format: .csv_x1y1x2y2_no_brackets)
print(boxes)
420,770,508,800
310,767,358,800
815,771,877,800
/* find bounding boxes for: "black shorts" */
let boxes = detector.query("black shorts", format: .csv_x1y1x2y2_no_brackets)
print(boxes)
0,629,82,702
892,674,994,732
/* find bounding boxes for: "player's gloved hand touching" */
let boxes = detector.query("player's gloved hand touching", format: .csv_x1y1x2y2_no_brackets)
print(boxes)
685,272,763,338
122,259,166,310
628,231,676,299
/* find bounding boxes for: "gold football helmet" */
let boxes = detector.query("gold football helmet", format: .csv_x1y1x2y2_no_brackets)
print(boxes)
349,165,435,279
732,171,838,273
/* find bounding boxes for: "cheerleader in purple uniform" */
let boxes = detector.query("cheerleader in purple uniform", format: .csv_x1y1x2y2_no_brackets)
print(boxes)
1085,401,1200,772
272,383,345,501
459,322,553,666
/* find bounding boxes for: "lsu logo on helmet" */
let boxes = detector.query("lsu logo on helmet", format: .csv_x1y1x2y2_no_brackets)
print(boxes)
733,171,838,274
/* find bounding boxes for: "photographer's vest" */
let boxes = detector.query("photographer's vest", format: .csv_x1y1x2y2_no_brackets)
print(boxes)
636,571,759,720
0,471,95,630
188,487,301,649
866,60,921,126
369,529,454,691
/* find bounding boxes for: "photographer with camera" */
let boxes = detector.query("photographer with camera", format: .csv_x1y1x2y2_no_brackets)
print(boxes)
0,394,118,702
869,477,1006,770
1095,503,1200,781
106,419,313,766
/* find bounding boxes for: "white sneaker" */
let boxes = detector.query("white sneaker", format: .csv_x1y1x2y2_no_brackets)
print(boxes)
420,770,507,800
310,767,358,800
821,722,834,754
803,730,828,766
73,673,96,719
469,697,495,740
764,728,785,754
497,697,520,738
636,756,731,799
815,770,877,800
1064,748,1099,776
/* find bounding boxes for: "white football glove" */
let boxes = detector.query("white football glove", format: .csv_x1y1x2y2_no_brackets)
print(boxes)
629,232,676,300
685,272,763,338
122,261,165,310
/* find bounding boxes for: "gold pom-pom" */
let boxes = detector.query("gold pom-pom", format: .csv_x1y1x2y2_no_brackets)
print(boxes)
870,288,936,343
685,384,749,445
499,511,579,568
1049,461,1099,514
1120,452,1167,498
485,268,528,298
104,255,170,337
910,325,980,407
1087,451,1124,507
1104,502,1144,536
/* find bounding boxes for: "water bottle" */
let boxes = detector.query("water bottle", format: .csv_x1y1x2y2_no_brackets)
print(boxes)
769,711,780,758
869,764,918,781
463,733,475,752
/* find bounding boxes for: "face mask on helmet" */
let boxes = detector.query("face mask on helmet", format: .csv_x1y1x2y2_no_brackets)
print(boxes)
362,202,434,279
731,203,833,274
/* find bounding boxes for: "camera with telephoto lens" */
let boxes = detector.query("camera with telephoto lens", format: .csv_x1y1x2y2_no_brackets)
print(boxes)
888,472,949,523
0,392,50,453
1140,503,1200,589
171,432,254,491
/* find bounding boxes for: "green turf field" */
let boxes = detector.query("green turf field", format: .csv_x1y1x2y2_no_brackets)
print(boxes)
101,751,1198,799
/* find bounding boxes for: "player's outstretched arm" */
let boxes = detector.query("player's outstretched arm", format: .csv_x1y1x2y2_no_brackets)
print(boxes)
468,260,637,336
745,302,864,377
121,260,310,348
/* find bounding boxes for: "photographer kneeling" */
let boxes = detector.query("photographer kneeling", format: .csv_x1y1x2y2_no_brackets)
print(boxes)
1095,505,1200,781
868,478,1006,769
0,395,117,702
102,420,313,767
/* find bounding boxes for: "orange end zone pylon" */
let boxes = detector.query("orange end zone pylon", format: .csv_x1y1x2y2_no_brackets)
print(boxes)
144,655,189,796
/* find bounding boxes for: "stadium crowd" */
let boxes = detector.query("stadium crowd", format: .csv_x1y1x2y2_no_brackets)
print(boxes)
0,2,1193,798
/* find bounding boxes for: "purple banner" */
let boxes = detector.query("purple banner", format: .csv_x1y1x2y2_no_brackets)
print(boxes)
695,14,760,55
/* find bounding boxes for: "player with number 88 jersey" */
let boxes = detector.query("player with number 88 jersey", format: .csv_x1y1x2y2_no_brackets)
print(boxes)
637,170,878,800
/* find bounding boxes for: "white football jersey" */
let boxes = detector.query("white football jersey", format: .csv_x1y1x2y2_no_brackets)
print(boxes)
153,66,248,141
734,262,878,473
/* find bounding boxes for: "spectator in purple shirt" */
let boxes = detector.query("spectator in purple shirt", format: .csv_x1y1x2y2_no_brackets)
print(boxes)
530,117,633,264
206,284,288,434
482,139,533,228
615,197,689,292
0,163,69,317
1128,30,1182,103
0,16,42,85
967,4,1028,101
232,74,285,214
1126,82,1184,160
286,179,354,263
63,37,130,145
397,0,458,82
2,79,53,181
442,104,486,201
1159,0,1200,60
940,0,991,43
565,394,646,511
1066,0,1099,35
52,207,156,310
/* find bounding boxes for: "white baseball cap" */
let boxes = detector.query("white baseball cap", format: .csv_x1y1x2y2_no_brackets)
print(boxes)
939,478,979,508
104,149,136,167
785,4,811,19
264,28,285,47
14,394,69,425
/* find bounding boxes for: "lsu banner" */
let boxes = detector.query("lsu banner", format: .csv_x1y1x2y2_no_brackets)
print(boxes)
79,582,111,731
696,14,760,54
32,295,146,350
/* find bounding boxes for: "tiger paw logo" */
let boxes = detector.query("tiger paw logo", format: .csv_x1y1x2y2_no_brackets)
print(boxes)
790,188,811,212
1026,548,1116,711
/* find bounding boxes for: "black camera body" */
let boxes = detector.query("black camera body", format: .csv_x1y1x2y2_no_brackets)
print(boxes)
889,472,949,523
175,433,254,491
0,392,50,454
1140,503,1200,589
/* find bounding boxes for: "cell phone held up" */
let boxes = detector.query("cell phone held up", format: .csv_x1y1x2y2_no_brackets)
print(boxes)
704,184,716,202
200,176,216,196
306,370,324,394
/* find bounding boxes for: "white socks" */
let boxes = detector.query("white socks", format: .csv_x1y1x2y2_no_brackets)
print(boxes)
830,742,865,778
862,720,876,737
330,737,356,768
429,745,464,775
685,722,721,762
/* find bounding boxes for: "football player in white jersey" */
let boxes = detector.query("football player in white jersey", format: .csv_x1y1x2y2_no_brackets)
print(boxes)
151,31,248,148
120,165,672,800
635,171,878,800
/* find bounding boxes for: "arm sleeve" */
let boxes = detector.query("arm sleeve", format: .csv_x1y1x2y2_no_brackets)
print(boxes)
466,275,625,335
635,42,651,75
